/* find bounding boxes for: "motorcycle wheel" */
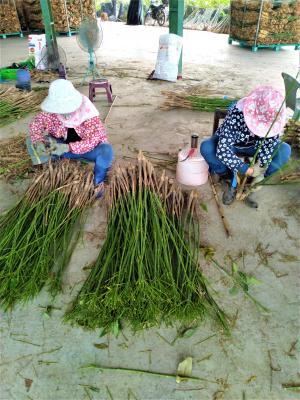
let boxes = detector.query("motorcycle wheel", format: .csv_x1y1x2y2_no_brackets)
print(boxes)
157,10,166,26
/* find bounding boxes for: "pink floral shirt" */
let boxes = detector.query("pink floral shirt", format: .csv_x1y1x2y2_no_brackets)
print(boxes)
29,112,108,154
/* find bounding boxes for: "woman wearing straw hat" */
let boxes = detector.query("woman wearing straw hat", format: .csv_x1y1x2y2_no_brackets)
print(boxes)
29,79,114,193
200,86,291,206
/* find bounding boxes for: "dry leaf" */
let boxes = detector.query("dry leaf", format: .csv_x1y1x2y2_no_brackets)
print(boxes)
93,343,109,350
176,357,193,383
24,378,33,392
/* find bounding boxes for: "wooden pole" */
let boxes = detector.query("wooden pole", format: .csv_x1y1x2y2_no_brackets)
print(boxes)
208,173,232,238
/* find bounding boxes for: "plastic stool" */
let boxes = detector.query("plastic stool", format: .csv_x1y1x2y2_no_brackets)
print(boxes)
89,79,113,103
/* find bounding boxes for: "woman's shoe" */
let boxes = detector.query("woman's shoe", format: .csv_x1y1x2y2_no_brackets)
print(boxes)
222,184,236,205
94,182,105,199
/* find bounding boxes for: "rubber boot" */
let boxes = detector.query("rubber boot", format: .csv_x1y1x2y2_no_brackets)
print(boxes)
245,193,258,209
222,185,236,205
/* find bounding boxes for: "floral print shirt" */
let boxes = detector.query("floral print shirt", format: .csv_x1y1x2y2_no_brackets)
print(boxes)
215,106,279,173
29,112,108,154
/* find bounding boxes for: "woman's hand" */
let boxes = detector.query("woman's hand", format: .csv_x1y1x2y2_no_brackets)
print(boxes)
246,167,254,176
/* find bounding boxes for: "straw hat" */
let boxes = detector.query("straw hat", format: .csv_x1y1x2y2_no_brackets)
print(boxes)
243,86,286,138
41,79,83,114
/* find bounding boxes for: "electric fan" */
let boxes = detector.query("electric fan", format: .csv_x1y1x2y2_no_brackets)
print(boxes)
77,18,103,83
37,45,67,71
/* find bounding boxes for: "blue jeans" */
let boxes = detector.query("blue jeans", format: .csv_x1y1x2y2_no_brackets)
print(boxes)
63,143,114,185
200,135,291,177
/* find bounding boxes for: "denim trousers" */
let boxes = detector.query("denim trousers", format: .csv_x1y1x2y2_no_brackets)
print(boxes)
200,135,291,177
63,142,114,185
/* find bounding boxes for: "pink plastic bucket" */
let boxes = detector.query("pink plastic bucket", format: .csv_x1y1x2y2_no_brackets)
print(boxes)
176,149,209,186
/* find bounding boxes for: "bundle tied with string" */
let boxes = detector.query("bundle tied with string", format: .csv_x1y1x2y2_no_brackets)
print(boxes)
0,160,95,310
65,152,229,333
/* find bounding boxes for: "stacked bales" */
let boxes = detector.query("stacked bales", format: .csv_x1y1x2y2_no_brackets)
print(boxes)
52,0,96,32
230,0,300,46
15,0,96,33
0,1,21,34
23,0,43,30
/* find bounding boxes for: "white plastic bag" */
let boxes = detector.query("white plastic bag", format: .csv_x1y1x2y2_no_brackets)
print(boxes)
28,34,47,70
153,33,183,82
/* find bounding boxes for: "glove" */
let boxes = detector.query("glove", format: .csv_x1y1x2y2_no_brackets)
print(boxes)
51,142,69,156
252,164,266,177
250,165,267,191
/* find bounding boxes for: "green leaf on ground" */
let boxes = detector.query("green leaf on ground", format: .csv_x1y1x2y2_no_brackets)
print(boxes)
111,321,121,338
200,203,208,212
93,343,109,350
229,286,239,296
176,357,193,383
231,262,238,274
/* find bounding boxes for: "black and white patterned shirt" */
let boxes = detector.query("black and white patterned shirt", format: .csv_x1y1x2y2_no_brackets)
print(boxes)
215,106,279,174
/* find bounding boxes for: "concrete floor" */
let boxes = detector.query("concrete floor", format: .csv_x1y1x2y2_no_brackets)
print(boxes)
0,23,300,400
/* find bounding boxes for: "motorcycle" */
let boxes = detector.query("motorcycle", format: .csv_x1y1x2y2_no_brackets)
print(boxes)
145,0,169,27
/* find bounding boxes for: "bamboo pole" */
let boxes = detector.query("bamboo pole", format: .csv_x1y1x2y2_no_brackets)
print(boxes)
208,173,232,238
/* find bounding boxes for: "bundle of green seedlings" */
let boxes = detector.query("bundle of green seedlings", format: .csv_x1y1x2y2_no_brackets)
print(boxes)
0,160,95,310
161,91,236,112
65,153,229,333
0,87,47,127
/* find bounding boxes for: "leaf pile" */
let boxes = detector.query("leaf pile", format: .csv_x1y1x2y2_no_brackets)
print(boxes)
65,153,229,333
0,160,95,310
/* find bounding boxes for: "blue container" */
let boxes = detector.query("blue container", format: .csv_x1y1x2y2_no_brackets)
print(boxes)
16,69,31,91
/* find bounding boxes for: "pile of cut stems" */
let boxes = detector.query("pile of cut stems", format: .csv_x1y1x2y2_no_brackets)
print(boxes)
65,153,229,333
0,134,34,180
0,160,95,310
256,159,300,186
0,87,47,127
284,119,300,151
161,91,236,112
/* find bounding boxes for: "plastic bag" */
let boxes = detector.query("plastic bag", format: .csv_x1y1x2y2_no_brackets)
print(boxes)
153,34,183,82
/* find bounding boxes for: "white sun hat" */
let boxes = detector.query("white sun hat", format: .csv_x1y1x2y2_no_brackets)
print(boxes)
41,79,83,114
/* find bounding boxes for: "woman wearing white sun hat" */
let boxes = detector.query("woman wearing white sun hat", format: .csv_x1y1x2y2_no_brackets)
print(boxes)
28,79,114,189
200,85,291,205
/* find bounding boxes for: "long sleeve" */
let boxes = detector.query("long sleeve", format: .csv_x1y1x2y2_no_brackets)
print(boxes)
29,112,50,143
215,109,249,173
216,133,249,174
255,136,279,167
69,116,108,154
29,112,66,143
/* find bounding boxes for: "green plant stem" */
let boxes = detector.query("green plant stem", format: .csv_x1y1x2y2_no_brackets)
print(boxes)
210,258,269,313
80,364,217,384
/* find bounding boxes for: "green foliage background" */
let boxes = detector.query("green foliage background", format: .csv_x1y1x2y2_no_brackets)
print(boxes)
95,0,230,9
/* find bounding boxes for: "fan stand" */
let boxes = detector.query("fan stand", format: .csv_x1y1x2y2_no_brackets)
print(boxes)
81,51,102,85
